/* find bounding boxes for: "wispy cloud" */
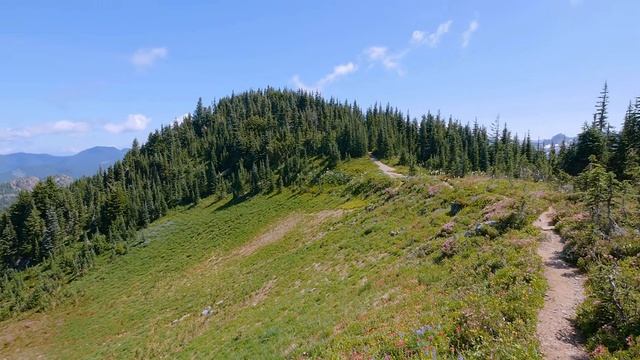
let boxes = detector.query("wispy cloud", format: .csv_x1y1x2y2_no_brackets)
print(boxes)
366,20,453,75
318,62,358,88
411,20,453,47
365,46,407,75
461,20,479,48
104,114,151,134
130,47,168,69
291,19,457,87
174,113,189,125
291,75,313,92
411,30,425,44
0,120,90,140
569,0,583,6
291,62,358,92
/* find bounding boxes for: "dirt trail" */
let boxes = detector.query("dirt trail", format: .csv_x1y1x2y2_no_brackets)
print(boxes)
369,154,405,178
233,209,344,258
534,207,588,360
203,210,345,270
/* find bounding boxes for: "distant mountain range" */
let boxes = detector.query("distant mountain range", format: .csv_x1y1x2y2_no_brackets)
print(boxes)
535,133,576,152
0,146,128,182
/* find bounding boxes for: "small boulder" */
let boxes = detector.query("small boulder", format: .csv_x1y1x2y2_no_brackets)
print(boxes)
201,306,213,317
449,201,465,216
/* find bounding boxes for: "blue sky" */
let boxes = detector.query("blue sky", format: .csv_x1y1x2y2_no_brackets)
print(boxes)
1,0,639,155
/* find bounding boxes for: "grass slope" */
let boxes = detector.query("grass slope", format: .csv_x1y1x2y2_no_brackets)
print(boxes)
1,159,556,359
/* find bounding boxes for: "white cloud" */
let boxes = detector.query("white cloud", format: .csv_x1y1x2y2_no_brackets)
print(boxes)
365,46,407,75
411,30,425,44
104,114,151,134
51,120,89,133
366,46,390,62
174,113,189,125
292,20,456,87
291,62,358,92
317,62,357,87
412,20,453,47
130,47,168,68
462,20,479,48
0,120,90,140
291,75,315,92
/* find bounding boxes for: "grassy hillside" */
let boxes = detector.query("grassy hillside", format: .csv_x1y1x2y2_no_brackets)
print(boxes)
0,159,556,359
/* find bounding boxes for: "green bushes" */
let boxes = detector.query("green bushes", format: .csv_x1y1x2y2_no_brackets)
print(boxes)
317,169,352,186
577,260,640,353
556,191,640,357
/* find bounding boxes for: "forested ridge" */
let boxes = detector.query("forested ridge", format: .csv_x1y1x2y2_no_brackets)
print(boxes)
0,88,552,278
1,87,639,356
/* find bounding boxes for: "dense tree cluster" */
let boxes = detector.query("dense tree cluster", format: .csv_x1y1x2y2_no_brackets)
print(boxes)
558,83,640,180
0,89,552,276
0,89,371,274
368,107,550,178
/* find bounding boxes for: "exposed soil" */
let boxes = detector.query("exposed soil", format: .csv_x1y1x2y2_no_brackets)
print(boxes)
369,155,405,178
234,214,304,257
0,315,52,359
245,278,277,307
534,207,588,360
234,209,344,258
203,210,345,270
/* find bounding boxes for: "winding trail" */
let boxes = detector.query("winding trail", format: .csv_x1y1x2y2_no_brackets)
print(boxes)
369,154,405,178
534,207,588,360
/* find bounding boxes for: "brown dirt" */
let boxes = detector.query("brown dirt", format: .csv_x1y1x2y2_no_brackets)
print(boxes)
0,315,52,359
369,155,405,178
234,214,304,257
245,278,277,307
205,209,345,268
534,207,588,360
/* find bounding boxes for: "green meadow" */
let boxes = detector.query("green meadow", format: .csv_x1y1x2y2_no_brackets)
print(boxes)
1,159,556,359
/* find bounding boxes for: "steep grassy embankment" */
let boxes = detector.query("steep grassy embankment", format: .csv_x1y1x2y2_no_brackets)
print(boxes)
0,159,557,359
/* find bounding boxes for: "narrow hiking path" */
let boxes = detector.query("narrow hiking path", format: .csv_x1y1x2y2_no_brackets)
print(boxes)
369,154,405,178
534,207,588,360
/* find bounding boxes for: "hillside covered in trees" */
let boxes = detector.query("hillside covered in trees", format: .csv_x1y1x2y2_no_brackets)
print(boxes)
0,86,639,358
0,88,555,277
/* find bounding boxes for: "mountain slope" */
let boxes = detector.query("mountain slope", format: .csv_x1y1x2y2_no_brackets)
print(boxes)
0,159,556,359
0,146,127,181
0,89,576,358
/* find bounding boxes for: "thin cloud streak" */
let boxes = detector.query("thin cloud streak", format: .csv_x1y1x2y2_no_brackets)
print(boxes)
365,46,407,75
462,20,479,48
0,121,90,141
292,62,358,91
292,19,459,88
131,47,168,68
412,20,453,47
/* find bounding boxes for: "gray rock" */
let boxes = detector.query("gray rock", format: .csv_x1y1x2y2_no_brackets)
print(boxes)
201,306,213,317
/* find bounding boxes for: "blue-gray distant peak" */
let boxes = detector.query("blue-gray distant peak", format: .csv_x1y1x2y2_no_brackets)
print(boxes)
0,146,128,182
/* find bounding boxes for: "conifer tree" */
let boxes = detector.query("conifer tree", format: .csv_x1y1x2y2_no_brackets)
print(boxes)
594,82,609,132
25,207,44,261
42,207,61,258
